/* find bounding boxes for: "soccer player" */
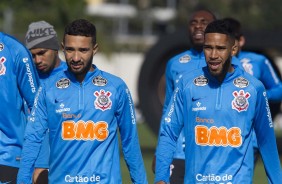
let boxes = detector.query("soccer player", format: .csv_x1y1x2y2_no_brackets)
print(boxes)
0,32,40,184
155,20,282,184
152,8,216,184
25,20,68,183
17,19,148,184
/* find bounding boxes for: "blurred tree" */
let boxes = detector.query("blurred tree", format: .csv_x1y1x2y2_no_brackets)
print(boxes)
0,0,87,42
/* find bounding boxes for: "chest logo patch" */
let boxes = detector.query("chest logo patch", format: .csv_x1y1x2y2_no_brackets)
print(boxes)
233,77,249,88
93,76,107,86
194,75,208,86
0,43,4,51
179,54,191,63
0,57,6,75
232,90,250,112
56,78,70,89
94,90,112,111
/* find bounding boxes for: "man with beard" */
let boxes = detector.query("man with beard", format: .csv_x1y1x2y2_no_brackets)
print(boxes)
155,19,282,184
152,8,216,184
17,19,148,184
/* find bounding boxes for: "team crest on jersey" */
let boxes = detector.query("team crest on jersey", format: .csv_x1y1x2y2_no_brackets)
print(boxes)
94,90,112,111
92,76,107,86
179,54,191,63
0,43,4,51
233,77,249,88
232,90,251,112
56,78,70,89
193,75,208,86
0,57,6,75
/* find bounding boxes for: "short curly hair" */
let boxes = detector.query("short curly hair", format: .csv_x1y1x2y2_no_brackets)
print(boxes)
63,19,96,44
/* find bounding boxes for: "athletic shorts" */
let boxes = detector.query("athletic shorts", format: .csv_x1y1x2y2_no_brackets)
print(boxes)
170,159,185,184
0,164,18,184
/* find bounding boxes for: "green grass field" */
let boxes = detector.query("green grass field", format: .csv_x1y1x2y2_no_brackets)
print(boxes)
120,122,281,184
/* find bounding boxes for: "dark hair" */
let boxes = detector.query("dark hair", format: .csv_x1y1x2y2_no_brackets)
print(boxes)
193,5,217,20
222,17,242,40
205,19,236,40
64,19,96,44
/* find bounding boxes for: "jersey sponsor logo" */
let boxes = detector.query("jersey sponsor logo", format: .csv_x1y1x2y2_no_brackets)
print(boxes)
192,102,206,111
65,174,101,183
233,77,249,88
179,54,191,63
264,91,273,127
195,125,242,147
232,90,250,112
0,43,4,51
56,103,70,113
126,88,136,124
0,57,6,75
241,58,254,75
195,117,214,123
62,120,109,140
23,57,37,93
193,75,208,86
62,113,81,119
94,90,112,111
92,75,107,86
196,173,233,183
56,78,70,89
165,87,179,123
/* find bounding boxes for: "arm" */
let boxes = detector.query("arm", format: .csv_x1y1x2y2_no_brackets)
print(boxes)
117,84,148,184
155,84,185,183
15,48,40,109
259,57,282,102
17,86,49,184
253,85,282,183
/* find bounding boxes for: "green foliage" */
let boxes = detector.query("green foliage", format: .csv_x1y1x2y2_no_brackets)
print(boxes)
0,0,282,52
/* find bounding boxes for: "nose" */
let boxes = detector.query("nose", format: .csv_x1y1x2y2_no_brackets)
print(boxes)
33,55,42,64
194,22,204,29
210,49,218,59
71,51,81,62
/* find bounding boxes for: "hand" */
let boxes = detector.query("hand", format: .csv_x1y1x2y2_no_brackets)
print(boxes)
33,168,48,184
151,156,156,173
155,181,166,184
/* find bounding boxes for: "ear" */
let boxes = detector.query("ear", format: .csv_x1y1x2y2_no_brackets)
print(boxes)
231,44,238,57
61,42,64,51
239,36,245,48
93,43,98,55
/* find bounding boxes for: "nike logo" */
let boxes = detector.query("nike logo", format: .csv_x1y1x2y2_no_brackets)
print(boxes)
192,97,205,101
0,181,12,184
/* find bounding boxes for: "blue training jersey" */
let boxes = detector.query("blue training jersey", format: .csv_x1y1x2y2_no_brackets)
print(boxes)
17,65,148,184
34,60,67,169
0,32,40,168
238,51,282,102
163,49,242,160
155,65,282,184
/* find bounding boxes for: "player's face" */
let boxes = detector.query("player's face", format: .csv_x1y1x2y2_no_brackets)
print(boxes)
62,35,98,82
203,33,237,81
189,10,215,47
30,48,58,74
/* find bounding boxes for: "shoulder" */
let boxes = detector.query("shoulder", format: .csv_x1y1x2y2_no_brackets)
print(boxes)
180,68,205,88
239,68,265,91
96,69,128,89
0,32,29,54
167,50,193,66
239,51,268,63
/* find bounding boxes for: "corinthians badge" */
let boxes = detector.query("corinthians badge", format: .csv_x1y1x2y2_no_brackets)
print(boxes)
0,57,6,75
94,90,112,111
232,90,251,112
